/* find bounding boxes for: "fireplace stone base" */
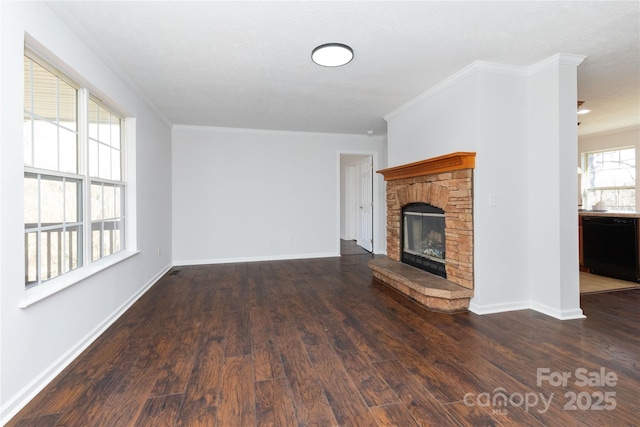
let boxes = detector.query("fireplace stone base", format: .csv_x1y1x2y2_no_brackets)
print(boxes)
369,257,472,313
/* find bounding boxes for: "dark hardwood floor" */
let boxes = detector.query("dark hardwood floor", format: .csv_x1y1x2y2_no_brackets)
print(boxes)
340,239,371,256
7,254,640,426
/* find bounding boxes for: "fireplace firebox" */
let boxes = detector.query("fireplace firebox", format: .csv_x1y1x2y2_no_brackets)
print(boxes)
402,203,446,277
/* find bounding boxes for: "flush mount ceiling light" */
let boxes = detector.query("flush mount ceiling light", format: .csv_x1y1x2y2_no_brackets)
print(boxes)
312,43,353,67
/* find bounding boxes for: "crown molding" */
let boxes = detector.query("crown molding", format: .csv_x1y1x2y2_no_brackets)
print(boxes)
527,52,586,75
384,60,527,121
172,124,387,139
579,124,640,139
385,53,586,122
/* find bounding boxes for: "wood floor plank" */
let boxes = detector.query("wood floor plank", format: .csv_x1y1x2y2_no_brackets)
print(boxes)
247,262,266,309
13,374,91,418
440,401,534,427
254,377,298,427
274,321,337,426
134,394,183,427
369,403,420,427
53,368,130,426
215,355,256,427
292,310,333,347
315,311,404,407
332,346,399,408
126,332,175,373
384,331,485,404
20,320,136,417
250,306,285,381
189,284,222,315
228,263,250,309
151,334,201,396
175,332,226,427
373,358,462,426
224,308,252,357
437,306,640,426
402,327,581,425
92,369,159,427
6,413,61,427
307,344,378,426
324,306,396,363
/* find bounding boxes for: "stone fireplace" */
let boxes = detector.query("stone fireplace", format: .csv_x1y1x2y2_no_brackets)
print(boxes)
369,152,475,313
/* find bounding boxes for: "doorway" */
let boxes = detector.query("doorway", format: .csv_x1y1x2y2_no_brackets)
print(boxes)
340,154,373,254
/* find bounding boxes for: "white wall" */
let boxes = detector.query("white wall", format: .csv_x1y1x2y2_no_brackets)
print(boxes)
579,126,640,153
386,71,478,166
0,2,172,422
579,126,640,211
172,126,386,264
473,69,529,309
385,56,584,319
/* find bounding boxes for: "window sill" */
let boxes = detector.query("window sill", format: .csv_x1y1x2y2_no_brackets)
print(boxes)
20,249,141,308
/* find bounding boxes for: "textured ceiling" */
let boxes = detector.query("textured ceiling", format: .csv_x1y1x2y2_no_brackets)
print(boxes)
51,1,639,136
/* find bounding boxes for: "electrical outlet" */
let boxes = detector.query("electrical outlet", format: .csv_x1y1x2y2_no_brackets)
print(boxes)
157,247,161,256
489,193,497,207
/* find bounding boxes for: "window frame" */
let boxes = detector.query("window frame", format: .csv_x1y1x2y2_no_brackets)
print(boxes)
87,96,127,263
23,171,84,287
581,146,636,212
22,46,138,307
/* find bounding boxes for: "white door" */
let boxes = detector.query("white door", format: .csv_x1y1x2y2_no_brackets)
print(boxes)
356,156,373,252
344,165,357,240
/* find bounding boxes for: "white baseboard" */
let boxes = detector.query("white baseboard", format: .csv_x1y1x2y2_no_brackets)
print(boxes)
173,252,339,266
470,299,586,320
529,301,586,320
1,263,172,426
469,300,531,315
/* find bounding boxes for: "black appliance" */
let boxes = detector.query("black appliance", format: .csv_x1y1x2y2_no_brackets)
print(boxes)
582,216,640,282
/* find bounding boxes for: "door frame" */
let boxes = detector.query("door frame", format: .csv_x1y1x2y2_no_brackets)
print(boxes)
338,151,381,255
343,164,357,241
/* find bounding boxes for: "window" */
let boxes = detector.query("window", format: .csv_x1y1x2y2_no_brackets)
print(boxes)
24,52,126,289
583,148,635,211
89,98,125,262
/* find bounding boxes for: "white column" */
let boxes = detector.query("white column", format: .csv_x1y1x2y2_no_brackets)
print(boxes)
527,53,586,319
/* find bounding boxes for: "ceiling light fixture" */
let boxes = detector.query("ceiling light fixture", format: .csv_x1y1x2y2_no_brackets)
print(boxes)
312,43,353,67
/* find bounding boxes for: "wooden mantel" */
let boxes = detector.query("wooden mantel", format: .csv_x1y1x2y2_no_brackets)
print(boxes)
377,152,476,181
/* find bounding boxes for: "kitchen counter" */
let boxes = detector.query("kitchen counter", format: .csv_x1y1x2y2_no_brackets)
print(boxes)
579,210,640,218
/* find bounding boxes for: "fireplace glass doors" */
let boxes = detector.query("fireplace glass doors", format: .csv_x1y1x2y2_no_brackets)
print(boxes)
402,203,446,277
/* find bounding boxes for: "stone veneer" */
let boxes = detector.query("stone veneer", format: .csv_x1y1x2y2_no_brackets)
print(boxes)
385,168,474,289
369,152,475,312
